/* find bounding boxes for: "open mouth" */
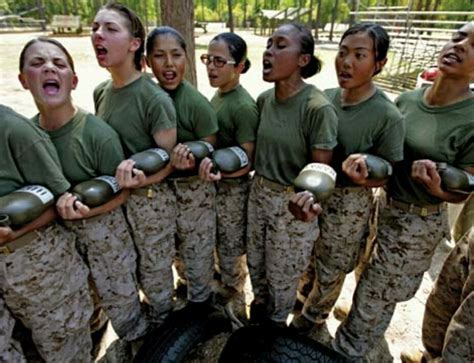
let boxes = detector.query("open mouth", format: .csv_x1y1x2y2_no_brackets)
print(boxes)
262,59,272,74
442,52,461,64
338,71,352,80
95,44,108,59
162,71,177,82
43,79,60,95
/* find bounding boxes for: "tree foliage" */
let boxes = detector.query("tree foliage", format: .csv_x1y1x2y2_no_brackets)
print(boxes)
1,0,471,26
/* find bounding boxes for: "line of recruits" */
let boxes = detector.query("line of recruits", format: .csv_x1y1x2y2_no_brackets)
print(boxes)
0,1,472,361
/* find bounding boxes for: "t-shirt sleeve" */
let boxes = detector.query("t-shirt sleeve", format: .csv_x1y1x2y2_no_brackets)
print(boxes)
148,92,177,135
234,101,259,145
96,135,126,176
374,112,406,163
193,97,219,139
14,134,70,196
306,103,338,151
455,126,474,169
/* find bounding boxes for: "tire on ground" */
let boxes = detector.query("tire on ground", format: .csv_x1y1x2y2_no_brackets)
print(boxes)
134,308,232,363
218,325,349,363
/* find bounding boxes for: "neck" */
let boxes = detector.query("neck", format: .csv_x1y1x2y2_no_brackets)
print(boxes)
38,102,77,131
109,61,142,88
424,75,472,107
219,79,240,94
274,75,306,101
340,81,376,106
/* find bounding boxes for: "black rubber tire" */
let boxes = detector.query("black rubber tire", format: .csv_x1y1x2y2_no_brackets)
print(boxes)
134,307,232,363
218,325,350,363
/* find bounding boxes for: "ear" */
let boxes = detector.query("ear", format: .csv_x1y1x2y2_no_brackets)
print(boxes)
374,58,387,75
18,73,29,90
129,37,141,53
71,73,79,90
236,62,245,73
298,53,311,68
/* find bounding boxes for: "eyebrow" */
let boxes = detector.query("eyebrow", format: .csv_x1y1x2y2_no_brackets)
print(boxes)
340,45,371,51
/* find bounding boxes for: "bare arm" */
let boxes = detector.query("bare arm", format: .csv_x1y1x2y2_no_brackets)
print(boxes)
56,189,130,220
0,206,56,244
342,153,389,188
411,160,472,204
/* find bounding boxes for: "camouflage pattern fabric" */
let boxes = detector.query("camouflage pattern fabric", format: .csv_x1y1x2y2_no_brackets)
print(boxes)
333,203,450,358
422,228,474,363
0,223,93,363
247,178,319,323
169,178,217,303
125,183,176,324
67,207,148,341
302,187,373,323
0,296,25,363
215,179,250,292
452,194,473,243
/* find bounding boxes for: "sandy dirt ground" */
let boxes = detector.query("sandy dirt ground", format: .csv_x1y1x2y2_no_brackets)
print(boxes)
0,24,464,362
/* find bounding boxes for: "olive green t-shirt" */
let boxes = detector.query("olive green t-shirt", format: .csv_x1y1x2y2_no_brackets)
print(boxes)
162,80,218,143
211,85,258,148
32,108,125,185
0,104,70,196
324,88,405,186
254,84,338,186
94,74,176,157
390,88,474,205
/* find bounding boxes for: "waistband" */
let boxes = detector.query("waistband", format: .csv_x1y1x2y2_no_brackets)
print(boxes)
387,196,446,217
334,185,365,192
168,175,201,184
220,175,250,186
0,230,39,255
63,213,104,228
255,175,294,193
131,186,157,198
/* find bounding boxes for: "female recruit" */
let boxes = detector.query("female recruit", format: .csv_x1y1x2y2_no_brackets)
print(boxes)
0,104,93,362
145,26,218,307
247,23,338,326
292,24,405,336
199,32,258,303
332,22,474,360
91,3,178,324
19,37,148,343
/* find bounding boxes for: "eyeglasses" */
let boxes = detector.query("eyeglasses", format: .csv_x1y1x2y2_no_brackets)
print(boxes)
200,54,236,68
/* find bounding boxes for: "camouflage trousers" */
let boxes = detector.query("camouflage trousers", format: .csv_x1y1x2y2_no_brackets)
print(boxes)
452,194,473,243
126,183,176,323
0,223,93,363
302,187,373,323
422,228,474,363
215,178,250,292
0,296,25,363
67,207,148,341
334,202,450,358
170,177,216,303
247,177,319,323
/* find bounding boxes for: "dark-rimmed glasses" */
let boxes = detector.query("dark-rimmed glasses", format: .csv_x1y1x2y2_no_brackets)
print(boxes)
200,54,236,68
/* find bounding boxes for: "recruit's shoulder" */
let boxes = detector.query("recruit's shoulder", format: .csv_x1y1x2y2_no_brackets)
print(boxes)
305,84,335,111
394,87,423,108
80,108,120,138
181,80,212,105
323,87,339,102
1,104,49,142
93,79,112,99
373,88,405,122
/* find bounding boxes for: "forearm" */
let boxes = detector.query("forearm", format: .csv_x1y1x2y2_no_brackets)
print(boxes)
221,164,252,179
85,189,130,217
8,206,57,241
140,163,175,186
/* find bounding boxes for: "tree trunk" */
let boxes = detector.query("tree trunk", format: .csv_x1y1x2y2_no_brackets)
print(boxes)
314,0,322,40
36,0,46,30
329,0,339,42
227,0,234,32
243,0,247,27
160,0,197,87
155,0,161,25
349,0,357,26
63,0,69,14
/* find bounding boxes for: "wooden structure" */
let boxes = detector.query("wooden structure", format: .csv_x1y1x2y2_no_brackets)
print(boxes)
255,7,312,36
50,15,82,34
351,6,474,92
